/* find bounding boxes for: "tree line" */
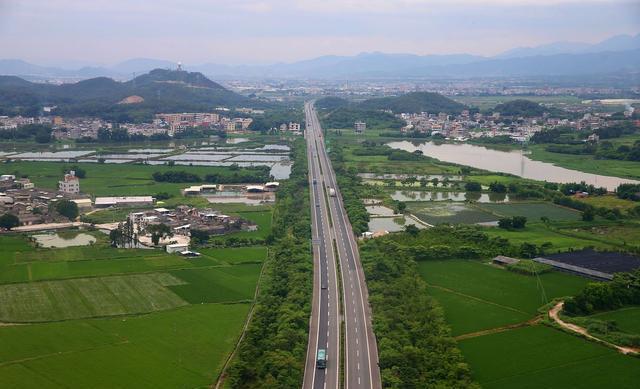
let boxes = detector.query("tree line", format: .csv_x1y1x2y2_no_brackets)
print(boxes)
227,139,312,388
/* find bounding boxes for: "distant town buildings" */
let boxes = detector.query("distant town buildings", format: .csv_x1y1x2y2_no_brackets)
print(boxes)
355,121,366,134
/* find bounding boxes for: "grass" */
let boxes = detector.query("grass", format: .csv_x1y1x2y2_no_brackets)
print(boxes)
528,144,640,180
0,273,188,322
199,246,268,264
482,223,615,252
0,161,269,196
453,95,582,110
0,304,250,388
408,202,497,225
478,202,581,221
555,223,640,249
575,195,639,212
590,306,640,335
418,260,589,335
459,325,640,389
168,264,261,304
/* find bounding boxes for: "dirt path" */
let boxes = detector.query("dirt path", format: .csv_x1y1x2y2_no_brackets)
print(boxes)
455,317,541,341
549,301,640,355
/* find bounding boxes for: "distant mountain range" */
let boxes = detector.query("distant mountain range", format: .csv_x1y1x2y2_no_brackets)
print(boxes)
1,33,639,80
0,69,256,120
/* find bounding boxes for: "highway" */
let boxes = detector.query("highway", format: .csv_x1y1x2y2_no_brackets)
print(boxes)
302,101,381,389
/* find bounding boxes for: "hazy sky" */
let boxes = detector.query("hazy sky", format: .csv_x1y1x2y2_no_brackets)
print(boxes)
1,0,638,66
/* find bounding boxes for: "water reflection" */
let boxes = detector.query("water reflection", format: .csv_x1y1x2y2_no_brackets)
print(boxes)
387,141,639,190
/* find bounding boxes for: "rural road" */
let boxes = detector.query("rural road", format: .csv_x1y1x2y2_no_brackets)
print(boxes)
549,301,639,355
302,101,382,389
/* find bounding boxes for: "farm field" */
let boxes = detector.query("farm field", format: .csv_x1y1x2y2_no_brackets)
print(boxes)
575,194,639,212
199,246,268,264
417,260,589,335
459,325,640,389
589,306,640,335
528,144,640,180
477,202,581,221
0,273,188,322
557,223,640,248
482,223,615,252
0,161,270,196
408,202,497,225
0,304,249,389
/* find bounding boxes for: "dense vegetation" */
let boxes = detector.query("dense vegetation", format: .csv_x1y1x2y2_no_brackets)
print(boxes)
616,183,640,201
358,227,523,388
358,92,467,114
151,167,271,184
0,123,53,143
564,269,640,316
319,106,404,130
227,139,312,388
247,108,304,132
493,99,545,117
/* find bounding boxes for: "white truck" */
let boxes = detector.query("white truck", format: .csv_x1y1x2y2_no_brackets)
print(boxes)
328,188,336,197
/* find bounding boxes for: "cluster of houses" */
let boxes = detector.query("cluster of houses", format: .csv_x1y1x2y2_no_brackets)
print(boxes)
397,110,633,142
0,174,91,226
129,206,255,239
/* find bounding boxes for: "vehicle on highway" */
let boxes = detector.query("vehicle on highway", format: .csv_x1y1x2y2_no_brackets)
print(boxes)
313,178,317,185
316,349,327,369
328,188,336,197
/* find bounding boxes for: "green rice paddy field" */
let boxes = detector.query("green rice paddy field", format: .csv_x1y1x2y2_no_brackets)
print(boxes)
419,259,640,388
478,202,581,221
459,325,640,389
0,304,250,389
589,306,640,335
417,260,589,336
0,225,267,386
0,161,270,196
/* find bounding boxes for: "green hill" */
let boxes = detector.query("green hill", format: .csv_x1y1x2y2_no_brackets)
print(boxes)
0,69,258,121
358,92,466,114
493,99,545,117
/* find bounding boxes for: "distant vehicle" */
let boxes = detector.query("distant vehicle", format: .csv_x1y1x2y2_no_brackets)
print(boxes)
316,203,320,207
328,188,336,197
313,178,317,185
316,349,327,369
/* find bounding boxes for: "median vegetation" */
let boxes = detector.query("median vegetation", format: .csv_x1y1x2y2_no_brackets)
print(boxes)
227,139,312,388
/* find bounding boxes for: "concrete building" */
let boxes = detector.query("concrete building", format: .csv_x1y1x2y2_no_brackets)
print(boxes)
355,121,366,134
59,171,80,194
288,122,301,131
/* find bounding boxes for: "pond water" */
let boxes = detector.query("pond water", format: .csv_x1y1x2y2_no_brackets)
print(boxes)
11,150,94,159
390,190,509,203
32,232,96,248
386,141,639,190
226,137,250,144
368,216,426,233
365,205,396,216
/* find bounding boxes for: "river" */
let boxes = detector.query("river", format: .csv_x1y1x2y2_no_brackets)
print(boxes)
387,141,639,190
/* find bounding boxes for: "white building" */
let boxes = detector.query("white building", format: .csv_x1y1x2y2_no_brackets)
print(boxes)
288,122,301,131
355,121,366,134
59,171,80,194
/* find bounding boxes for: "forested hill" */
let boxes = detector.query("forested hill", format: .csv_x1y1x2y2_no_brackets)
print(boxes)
358,92,466,114
493,99,546,117
316,92,466,115
0,69,258,121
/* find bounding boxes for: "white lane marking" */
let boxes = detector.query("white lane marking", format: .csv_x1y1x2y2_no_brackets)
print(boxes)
357,349,360,357
357,362,360,370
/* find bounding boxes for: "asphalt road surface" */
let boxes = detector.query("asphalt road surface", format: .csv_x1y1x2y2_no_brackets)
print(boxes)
302,101,381,389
